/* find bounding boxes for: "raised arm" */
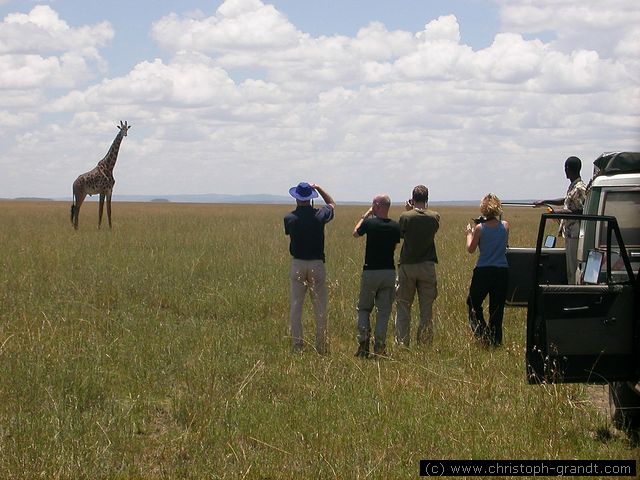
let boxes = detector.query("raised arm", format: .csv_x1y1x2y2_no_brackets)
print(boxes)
311,184,336,209
534,198,564,207
353,207,373,237
466,223,481,253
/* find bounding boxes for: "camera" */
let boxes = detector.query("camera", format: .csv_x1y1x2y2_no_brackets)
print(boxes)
472,215,488,224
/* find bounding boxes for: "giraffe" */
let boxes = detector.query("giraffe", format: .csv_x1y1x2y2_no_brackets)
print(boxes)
71,121,131,229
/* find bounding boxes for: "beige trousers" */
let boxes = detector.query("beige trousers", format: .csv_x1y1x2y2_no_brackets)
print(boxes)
395,261,438,346
289,259,328,353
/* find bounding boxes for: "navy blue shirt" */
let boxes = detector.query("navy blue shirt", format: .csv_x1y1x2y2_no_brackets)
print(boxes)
284,205,334,261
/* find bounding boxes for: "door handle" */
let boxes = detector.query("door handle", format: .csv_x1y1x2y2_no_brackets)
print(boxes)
562,306,589,312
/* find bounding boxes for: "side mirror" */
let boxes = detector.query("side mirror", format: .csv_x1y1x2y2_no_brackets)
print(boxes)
543,235,557,248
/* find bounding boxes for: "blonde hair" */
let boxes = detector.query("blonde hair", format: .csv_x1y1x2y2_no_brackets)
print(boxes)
480,193,503,218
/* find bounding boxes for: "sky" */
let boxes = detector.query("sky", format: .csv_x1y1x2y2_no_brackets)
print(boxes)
0,0,639,203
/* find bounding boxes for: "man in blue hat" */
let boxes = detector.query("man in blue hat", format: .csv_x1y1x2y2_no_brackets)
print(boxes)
284,182,336,354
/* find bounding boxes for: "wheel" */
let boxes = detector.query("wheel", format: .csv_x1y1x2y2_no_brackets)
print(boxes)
609,381,640,430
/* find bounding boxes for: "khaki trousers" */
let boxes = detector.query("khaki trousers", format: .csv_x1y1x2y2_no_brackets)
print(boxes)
289,259,328,353
565,237,579,285
395,261,438,346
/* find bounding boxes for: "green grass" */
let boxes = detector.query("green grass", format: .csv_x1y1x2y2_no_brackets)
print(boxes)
0,200,636,479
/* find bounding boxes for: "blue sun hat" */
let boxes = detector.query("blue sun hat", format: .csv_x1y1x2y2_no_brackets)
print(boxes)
289,182,318,201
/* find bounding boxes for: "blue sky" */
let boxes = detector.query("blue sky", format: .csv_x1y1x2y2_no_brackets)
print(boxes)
0,0,638,202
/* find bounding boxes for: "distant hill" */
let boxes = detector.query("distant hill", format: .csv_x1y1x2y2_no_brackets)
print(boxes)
112,193,294,204
13,197,54,201
17,194,535,206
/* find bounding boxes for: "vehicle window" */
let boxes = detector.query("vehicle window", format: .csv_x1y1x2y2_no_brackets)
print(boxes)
585,248,635,284
598,190,640,249
583,249,604,284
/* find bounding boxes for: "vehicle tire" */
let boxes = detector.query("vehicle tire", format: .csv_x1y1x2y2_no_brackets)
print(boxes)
609,381,640,430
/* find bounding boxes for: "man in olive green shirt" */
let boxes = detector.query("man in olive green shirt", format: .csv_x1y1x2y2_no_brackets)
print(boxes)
395,185,440,346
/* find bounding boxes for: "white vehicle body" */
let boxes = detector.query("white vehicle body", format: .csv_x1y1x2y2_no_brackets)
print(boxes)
578,158,640,429
508,152,640,430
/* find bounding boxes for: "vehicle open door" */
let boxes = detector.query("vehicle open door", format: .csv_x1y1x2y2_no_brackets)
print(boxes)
504,203,567,306
506,241,567,306
526,213,640,384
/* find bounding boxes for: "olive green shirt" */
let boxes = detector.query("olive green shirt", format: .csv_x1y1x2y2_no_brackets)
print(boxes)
398,208,440,264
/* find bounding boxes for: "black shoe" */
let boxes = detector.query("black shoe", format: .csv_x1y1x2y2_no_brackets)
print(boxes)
355,340,369,358
373,342,386,357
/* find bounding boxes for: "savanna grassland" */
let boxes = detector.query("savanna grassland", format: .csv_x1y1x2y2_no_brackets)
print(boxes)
0,200,637,479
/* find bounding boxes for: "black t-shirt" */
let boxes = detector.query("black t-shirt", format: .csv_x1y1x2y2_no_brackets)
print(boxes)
284,205,334,261
356,216,401,270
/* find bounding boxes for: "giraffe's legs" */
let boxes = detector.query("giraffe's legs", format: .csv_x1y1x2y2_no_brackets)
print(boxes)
72,190,87,230
106,191,113,229
98,193,105,229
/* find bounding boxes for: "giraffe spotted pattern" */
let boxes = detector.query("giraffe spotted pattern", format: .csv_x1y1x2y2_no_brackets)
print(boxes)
71,121,131,230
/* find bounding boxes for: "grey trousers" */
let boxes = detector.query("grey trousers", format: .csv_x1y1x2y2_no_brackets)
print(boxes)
395,261,438,346
289,259,328,353
356,269,396,345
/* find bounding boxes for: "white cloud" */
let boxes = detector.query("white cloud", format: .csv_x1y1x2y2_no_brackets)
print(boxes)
49,52,295,121
0,0,639,201
417,14,461,43
0,109,37,128
152,0,299,52
497,0,640,58
0,4,112,127
615,27,640,58
472,34,543,83
352,22,414,61
0,5,112,55
0,52,100,89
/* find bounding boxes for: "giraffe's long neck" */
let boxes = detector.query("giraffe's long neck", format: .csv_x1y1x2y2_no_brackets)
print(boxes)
98,131,124,174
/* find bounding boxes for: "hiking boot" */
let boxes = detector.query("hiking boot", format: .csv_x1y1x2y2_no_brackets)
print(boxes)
373,342,386,357
354,340,369,358
416,327,433,346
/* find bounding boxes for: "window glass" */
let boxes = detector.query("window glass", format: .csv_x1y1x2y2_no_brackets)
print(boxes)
599,190,640,249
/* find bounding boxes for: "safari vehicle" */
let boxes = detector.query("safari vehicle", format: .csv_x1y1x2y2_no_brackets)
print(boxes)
506,152,640,429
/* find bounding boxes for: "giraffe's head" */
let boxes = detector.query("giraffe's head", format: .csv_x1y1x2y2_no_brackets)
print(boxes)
117,120,131,137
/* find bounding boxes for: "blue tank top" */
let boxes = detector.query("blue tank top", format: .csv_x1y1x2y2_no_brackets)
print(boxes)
476,221,508,268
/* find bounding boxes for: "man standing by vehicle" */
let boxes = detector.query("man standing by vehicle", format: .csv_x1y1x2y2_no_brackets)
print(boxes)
352,194,401,358
535,156,587,284
395,185,440,347
284,182,336,354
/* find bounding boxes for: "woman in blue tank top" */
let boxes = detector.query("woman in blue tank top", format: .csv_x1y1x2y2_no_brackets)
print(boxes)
465,194,510,346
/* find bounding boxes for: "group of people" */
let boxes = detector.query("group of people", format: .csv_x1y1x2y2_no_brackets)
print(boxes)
283,156,586,356
352,186,439,357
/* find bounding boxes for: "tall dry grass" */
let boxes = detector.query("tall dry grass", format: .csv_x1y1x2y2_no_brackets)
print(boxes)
0,200,635,479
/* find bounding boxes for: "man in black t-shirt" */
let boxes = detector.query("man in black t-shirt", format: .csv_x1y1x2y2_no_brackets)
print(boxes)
352,194,401,357
284,182,335,354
